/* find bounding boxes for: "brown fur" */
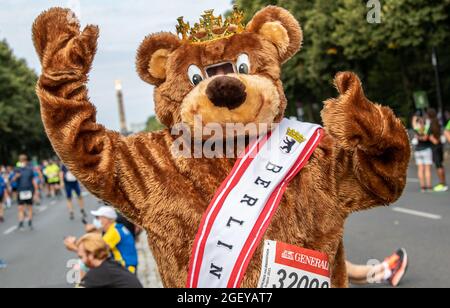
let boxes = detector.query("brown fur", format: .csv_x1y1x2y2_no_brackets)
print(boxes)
32,6,410,288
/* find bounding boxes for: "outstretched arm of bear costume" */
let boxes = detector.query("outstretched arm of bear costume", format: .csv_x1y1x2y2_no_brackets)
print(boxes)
321,72,410,210
32,8,143,223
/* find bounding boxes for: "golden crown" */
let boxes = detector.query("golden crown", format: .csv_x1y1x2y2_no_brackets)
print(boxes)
176,5,245,44
286,128,306,144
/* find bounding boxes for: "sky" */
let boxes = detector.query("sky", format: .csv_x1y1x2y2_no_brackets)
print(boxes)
0,0,233,131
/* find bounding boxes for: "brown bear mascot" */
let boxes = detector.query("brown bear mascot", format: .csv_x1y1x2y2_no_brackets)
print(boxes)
32,5,410,288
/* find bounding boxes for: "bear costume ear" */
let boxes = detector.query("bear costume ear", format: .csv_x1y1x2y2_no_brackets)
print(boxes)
247,6,303,64
136,32,181,85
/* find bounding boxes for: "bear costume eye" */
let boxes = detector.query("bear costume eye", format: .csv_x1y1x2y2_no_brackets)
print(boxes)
236,54,250,74
188,65,204,86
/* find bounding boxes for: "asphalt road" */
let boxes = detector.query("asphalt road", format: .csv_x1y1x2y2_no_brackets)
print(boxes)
345,161,450,288
0,191,98,288
0,161,448,288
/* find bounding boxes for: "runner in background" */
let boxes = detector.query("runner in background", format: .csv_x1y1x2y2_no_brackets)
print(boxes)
0,174,7,223
14,155,38,231
7,166,18,204
32,162,44,205
44,159,61,198
41,160,50,197
60,164,87,222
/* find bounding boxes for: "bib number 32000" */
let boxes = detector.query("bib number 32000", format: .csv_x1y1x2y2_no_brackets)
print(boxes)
258,240,330,289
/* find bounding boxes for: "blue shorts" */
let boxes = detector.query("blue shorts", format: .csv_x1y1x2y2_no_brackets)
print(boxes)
65,182,81,199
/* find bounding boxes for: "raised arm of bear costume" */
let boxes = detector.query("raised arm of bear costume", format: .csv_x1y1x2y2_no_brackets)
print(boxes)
32,6,410,288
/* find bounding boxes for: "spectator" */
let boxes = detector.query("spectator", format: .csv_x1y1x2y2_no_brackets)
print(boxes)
412,113,433,192
65,206,138,274
427,109,448,192
75,233,143,288
445,118,450,143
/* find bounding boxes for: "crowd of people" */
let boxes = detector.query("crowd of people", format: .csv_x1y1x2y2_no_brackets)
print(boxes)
412,109,450,193
0,154,143,288
0,155,87,227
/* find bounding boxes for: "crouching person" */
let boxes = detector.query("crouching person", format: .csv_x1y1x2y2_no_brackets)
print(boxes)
76,233,143,288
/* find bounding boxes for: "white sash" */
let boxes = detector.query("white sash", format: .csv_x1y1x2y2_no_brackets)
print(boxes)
187,119,323,288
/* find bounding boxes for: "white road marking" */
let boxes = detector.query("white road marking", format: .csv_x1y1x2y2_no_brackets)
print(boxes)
392,207,442,220
3,226,17,235
37,206,48,213
81,191,89,197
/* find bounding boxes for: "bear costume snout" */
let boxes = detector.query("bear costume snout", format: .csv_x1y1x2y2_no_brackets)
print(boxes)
206,76,247,110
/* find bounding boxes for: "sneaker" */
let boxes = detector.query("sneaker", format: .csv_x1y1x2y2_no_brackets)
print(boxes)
433,184,449,193
385,248,408,287
69,212,75,221
0,216,4,223
28,221,33,231
18,222,25,231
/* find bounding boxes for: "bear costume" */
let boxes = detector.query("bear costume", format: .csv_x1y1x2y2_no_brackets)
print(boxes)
32,6,410,288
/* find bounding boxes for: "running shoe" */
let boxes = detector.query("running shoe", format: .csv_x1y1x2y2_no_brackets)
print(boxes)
433,184,449,193
385,248,408,287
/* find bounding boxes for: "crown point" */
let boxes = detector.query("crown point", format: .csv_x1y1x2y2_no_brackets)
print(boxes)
175,7,245,44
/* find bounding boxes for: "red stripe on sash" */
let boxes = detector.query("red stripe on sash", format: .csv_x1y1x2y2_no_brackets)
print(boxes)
187,133,271,288
228,128,323,288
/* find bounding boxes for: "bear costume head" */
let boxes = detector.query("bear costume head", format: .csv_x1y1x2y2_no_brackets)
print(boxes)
32,5,410,288
136,6,301,132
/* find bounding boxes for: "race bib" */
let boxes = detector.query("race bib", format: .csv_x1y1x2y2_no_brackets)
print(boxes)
65,171,77,182
258,240,330,289
19,190,33,201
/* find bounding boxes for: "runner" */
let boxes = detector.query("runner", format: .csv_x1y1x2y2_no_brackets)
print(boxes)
43,159,61,198
14,155,38,231
0,174,7,223
60,164,87,221
41,160,50,197
32,162,44,205
7,166,18,204
347,248,408,287
427,109,448,192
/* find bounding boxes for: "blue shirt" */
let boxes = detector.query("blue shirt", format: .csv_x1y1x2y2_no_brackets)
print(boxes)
0,177,6,195
103,223,138,269
15,165,35,192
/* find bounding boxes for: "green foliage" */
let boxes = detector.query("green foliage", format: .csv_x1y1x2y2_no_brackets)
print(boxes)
0,40,52,164
234,0,450,122
145,115,165,132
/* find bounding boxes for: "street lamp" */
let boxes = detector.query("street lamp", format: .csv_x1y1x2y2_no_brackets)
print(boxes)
115,80,129,136
431,47,444,123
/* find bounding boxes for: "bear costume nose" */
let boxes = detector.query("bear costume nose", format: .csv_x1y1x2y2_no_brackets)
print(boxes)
206,76,247,110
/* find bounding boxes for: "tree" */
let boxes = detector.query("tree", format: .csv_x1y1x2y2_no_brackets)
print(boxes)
0,40,53,164
145,115,165,132
234,0,450,123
